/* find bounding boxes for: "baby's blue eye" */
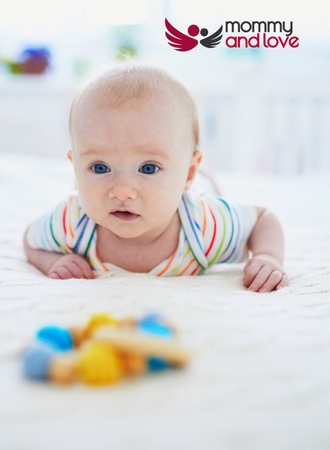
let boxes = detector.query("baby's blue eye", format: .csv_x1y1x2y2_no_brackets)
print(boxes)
92,164,109,174
139,164,159,174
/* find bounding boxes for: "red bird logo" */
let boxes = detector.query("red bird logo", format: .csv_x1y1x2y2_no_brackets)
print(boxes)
165,18,223,52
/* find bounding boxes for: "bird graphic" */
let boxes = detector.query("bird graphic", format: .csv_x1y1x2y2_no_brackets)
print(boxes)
165,19,223,52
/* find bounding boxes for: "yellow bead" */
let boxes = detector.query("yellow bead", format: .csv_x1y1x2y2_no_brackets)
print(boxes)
84,314,118,339
76,342,124,387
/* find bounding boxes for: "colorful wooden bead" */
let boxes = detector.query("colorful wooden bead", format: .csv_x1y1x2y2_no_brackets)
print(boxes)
118,350,146,377
36,326,73,351
76,342,124,387
147,357,169,372
69,327,86,348
22,345,54,380
138,318,173,338
49,358,77,386
84,314,118,339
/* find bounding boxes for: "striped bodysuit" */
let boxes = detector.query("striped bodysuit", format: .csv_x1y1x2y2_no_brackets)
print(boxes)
26,174,258,277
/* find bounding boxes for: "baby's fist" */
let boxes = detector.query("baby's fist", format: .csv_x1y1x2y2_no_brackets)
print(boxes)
243,254,289,293
48,254,94,280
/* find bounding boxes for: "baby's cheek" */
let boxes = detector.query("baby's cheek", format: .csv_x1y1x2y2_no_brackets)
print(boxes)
77,187,102,221
154,188,182,220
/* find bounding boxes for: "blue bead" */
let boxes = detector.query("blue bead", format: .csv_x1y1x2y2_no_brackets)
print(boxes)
22,346,54,380
138,319,173,339
139,314,173,371
36,326,73,351
147,357,169,372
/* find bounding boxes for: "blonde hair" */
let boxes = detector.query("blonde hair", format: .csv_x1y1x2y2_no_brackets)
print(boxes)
69,62,199,152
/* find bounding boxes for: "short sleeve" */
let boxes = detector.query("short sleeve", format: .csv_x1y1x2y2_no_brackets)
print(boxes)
202,196,258,266
25,192,97,257
178,190,259,270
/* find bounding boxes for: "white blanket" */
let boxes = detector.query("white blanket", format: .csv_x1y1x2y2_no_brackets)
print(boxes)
1,151,330,450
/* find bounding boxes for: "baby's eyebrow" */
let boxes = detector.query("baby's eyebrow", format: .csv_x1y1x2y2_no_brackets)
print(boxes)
80,147,168,159
135,148,169,159
80,149,103,157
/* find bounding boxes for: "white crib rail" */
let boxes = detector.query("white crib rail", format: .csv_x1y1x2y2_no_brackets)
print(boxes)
197,74,330,174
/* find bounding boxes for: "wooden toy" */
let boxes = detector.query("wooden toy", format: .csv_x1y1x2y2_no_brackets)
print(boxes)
94,326,190,367
22,313,191,388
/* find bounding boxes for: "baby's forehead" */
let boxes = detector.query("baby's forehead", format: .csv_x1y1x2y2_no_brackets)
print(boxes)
70,65,198,152
74,102,189,159
73,87,189,138
84,80,185,115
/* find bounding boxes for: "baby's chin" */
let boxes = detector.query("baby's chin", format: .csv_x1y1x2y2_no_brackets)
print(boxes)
109,227,146,240
98,217,149,240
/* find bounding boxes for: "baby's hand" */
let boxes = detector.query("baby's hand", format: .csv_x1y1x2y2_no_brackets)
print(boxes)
48,254,94,280
243,254,289,293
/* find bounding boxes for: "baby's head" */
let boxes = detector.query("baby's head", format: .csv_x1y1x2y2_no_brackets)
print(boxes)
67,63,202,240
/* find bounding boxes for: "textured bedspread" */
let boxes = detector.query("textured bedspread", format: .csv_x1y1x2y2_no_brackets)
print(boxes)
1,151,330,450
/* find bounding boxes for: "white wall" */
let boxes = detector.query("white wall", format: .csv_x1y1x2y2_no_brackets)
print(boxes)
1,0,330,174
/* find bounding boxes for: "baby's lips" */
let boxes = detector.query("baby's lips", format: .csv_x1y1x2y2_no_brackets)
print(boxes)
110,208,139,215
110,210,140,221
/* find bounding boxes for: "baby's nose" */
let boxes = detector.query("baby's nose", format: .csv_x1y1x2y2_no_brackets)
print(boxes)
108,177,138,201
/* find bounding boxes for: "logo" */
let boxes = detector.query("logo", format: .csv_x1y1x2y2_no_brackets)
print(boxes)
165,18,223,52
165,19,299,51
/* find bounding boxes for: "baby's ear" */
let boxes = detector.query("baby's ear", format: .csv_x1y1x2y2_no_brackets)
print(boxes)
67,149,73,162
183,149,203,193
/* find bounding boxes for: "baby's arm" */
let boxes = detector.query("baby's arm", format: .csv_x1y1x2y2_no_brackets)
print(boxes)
244,208,289,292
23,230,94,280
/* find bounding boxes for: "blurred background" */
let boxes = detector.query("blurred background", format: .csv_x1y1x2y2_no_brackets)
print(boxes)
0,0,330,175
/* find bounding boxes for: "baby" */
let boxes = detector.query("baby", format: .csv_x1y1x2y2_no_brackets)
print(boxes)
23,63,289,293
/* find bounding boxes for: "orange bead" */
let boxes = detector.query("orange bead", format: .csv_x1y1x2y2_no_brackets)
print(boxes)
49,359,77,386
69,327,86,348
119,350,146,377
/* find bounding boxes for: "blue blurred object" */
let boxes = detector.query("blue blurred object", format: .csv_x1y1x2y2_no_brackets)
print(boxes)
36,326,73,352
138,315,173,339
22,346,54,380
0,47,50,74
20,47,50,60
138,313,173,371
147,357,170,372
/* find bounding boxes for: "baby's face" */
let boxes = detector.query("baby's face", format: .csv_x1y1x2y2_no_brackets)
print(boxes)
69,97,201,241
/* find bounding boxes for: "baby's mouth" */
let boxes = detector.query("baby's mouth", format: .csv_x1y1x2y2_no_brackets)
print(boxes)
110,210,140,222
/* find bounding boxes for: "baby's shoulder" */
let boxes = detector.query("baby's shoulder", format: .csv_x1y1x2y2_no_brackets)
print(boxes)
180,188,258,227
60,190,96,254
58,190,89,218
50,190,96,235
181,187,224,211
